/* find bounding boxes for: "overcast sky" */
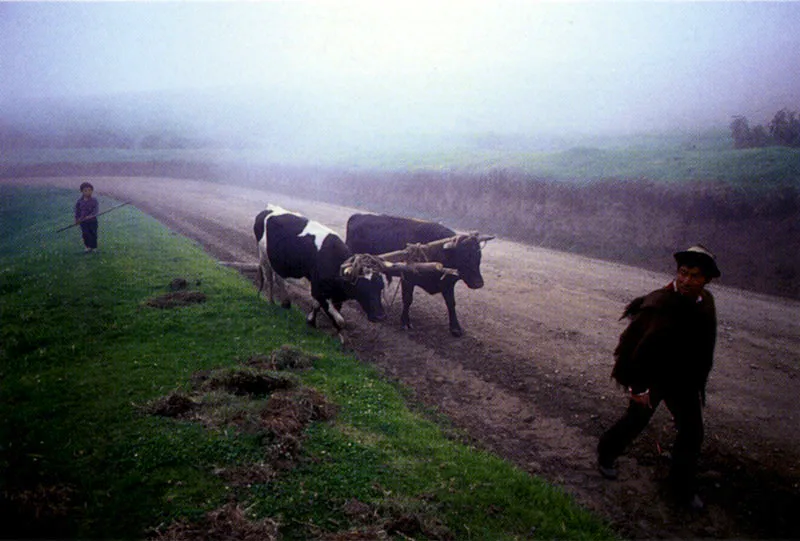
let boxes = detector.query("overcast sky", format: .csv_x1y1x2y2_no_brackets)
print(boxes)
2,1,799,138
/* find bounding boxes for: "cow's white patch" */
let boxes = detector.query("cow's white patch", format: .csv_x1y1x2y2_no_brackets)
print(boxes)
327,300,346,328
264,205,336,252
300,220,336,252
265,204,301,218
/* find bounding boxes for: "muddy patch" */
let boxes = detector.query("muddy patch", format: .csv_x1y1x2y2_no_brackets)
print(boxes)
195,366,299,396
145,277,207,308
145,290,207,309
151,502,280,541
314,498,453,541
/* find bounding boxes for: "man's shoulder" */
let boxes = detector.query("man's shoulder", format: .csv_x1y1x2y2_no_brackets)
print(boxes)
639,287,675,309
620,288,669,319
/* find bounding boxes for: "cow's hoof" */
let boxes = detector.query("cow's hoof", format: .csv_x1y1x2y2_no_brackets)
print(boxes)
449,327,464,337
281,300,291,309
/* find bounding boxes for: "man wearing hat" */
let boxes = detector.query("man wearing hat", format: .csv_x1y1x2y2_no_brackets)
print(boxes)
597,245,721,510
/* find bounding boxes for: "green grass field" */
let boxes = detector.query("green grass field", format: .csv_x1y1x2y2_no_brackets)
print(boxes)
4,131,799,188
0,185,614,540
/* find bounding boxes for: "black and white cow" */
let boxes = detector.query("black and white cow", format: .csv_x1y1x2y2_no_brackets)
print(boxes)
346,214,493,337
254,205,386,343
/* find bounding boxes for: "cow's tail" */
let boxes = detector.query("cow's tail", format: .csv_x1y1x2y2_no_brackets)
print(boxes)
256,245,265,295
253,209,270,296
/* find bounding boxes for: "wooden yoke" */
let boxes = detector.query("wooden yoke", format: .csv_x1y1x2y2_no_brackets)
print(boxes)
377,232,494,264
341,232,494,280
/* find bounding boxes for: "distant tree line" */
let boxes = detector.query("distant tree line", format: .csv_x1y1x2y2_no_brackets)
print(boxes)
730,108,800,149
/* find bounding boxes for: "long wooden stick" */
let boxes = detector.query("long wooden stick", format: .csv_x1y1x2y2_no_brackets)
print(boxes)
56,201,131,233
376,233,494,263
376,236,460,262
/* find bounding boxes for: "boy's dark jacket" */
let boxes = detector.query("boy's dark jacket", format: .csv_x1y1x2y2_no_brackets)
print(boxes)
611,284,717,402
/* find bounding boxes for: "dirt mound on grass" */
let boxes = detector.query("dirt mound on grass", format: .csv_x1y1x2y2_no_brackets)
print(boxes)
245,345,319,371
314,498,453,541
151,502,280,541
197,366,299,396
143,392,197,417
145,290,207,309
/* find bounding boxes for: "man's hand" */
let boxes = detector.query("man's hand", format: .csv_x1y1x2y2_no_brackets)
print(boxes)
629,388,652,409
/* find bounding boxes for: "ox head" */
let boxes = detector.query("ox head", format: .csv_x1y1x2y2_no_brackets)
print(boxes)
340,255,387,322
441,233,494,289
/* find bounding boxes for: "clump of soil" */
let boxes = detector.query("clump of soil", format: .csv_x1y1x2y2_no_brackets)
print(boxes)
169,278,188,291
151,502,279,541
315,498,453,541
198,366,298,396
1,482,78,538
144,277,206,308
261,388,338,469
145,290,207,309
142,392,196,417
262,387,337,436
246,345,319,371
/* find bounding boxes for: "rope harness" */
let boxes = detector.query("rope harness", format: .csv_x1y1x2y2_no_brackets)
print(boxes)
402,242,430,263
342,232,491,308
382,238,450,308
341,253,386,284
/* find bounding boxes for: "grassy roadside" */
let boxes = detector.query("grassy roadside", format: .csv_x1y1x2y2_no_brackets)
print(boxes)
0,185,614,540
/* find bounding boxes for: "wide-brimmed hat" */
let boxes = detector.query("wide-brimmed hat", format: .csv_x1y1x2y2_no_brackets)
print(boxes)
674,244,721,278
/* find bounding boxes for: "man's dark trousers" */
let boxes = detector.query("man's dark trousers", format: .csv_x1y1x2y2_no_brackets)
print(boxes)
597,388,704,498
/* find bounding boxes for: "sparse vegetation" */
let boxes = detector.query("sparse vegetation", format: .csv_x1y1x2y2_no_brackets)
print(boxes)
0,186,614,539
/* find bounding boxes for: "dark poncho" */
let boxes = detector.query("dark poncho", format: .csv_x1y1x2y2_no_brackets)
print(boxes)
611,284,717,402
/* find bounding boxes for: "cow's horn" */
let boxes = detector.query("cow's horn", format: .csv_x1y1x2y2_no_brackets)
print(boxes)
342,265,353,277
477,234,495,242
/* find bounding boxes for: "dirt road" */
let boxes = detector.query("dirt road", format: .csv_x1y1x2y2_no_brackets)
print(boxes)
14,177,800,538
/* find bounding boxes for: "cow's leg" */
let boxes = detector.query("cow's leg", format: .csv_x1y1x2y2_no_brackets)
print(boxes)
274,274,291,309
306,302,320,327
257,238,272,300
258,257,276,303
441,284,463,337
321,299,346,330
308,299,347,347
400,279,415,330
257,260,265,296
324,300,347,348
